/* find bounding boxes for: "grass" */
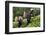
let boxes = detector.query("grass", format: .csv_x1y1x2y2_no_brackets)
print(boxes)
13,15,40,28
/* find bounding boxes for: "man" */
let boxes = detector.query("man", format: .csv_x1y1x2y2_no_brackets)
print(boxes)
26,12,31,24
18,16,23,27
26,9,33,25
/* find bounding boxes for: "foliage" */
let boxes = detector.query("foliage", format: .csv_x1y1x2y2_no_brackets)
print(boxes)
13,7,40,28
27,15,40,27
13,22,19,28
21,19,27,27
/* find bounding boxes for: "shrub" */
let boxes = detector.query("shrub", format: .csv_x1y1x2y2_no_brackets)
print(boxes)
21,19,27,27
13,22,19,28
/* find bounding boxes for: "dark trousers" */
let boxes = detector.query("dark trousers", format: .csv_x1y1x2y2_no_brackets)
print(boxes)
27,17,31,25
18,20,22,27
